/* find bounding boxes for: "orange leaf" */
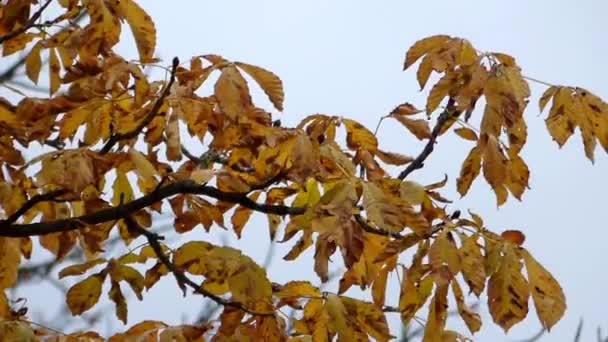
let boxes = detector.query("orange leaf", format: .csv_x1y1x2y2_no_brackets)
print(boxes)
501,229,525,246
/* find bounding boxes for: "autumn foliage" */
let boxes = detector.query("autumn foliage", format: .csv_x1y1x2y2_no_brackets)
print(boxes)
0,1,606,341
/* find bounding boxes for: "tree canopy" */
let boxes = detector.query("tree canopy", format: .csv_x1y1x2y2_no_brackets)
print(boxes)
0,1,606,341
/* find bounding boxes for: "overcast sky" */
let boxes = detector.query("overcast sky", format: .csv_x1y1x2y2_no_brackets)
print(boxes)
8,1,608,341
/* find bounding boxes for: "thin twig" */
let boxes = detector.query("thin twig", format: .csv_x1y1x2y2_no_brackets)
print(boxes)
397,98,459,180
124,216,274,316
99,57,179,154
0,0,53,44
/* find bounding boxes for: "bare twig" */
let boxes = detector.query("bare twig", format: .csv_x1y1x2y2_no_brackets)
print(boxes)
99,57,179,154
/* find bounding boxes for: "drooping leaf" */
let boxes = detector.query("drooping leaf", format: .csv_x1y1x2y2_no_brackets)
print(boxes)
522,249,566,331
451,281,482,334
487,246,530,332
236,62,284,111
458,234,485,296
111,0,157,62
66,273,105,315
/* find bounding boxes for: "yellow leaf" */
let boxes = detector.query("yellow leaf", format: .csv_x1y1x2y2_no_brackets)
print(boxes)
324,294,352,341
84,101,112,144
0,102,17,125
340,296,393,342
454,127,478,141
480,105,503,138
236,61,284,111
49,48,61,96
112,170,134,206
25,42,42,84
215,65,252,121
470,180,490,207
129,148,157,184
59,105,90,140
144,262,169,290
522,249,566,331
231,191,261,238
0,321,36,342
404,35,451,70
58,258,106,279
399,242,433,324
400,180,426,205
190,168,214,184
342,118,378,152
492,52,517,67
319,141,356,177
0,290,9,318
274,281,320,307
487,246,529,332
66,273,104,315
0,237,21,288
112,0,157,62
429,232,461,279
375,149,414,165
507,118,527,155
111,263,144,300
165,111,181,161
482,135,508,204
458,234,485,296
416,54,434,89
539,86,559,113
426,72,455,114
361,181,403,232
451,281,481,334
109,281,128,324
422,283,448,342
391,114,431,140
2,32,37,57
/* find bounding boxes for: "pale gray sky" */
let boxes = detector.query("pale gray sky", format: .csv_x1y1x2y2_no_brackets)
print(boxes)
7,1,608,341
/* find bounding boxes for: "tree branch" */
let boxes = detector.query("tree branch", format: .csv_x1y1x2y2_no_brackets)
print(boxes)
397,98,460,180
4,189,67,225
99,57,179,154
123,216,274,316
0,180,304,237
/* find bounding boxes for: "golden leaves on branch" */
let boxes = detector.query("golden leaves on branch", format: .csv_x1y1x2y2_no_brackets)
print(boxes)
540,86,608,162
